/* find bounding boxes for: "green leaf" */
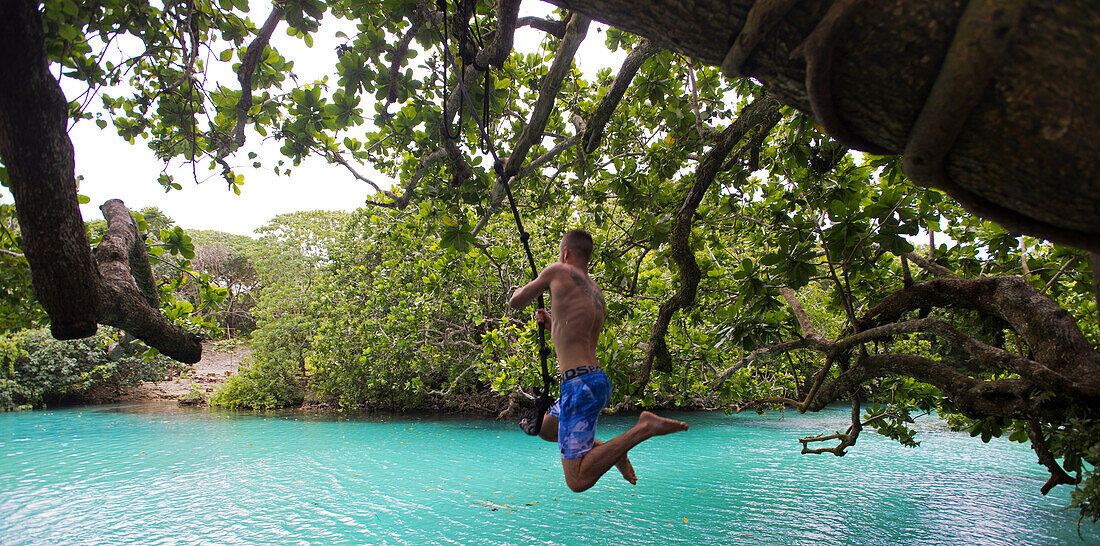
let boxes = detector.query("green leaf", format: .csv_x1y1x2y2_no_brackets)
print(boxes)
759,253,781,266
828,199,846,219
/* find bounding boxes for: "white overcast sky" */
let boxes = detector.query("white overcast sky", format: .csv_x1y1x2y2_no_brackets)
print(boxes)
0,2,622,236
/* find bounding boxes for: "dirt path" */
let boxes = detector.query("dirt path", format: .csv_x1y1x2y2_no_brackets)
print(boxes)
120,342,251,401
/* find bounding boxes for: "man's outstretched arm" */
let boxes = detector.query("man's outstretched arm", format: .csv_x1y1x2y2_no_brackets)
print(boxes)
508,262,563,309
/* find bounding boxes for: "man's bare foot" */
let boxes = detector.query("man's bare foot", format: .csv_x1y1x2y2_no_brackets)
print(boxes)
616,454,637,485
638,411,689,437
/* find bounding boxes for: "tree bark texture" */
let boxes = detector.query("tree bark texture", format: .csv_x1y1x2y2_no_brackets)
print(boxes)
95,200,203,363
860,275,1100,400
545,0,1100,252
793,274,1100,424
0,0,100,339
0,1,202,363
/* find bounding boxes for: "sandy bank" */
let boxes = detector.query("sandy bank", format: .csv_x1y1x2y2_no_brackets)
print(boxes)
119,341,250,402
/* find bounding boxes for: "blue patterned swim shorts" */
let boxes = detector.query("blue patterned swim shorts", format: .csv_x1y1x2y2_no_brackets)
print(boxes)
548,368,612,459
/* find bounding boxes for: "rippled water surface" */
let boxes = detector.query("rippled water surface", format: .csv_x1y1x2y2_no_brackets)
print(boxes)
1,403,1097,545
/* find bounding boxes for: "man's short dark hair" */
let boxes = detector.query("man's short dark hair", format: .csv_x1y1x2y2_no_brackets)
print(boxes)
562,229,594,264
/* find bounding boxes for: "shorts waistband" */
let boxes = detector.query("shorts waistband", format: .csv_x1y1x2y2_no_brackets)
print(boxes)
561,365,603,382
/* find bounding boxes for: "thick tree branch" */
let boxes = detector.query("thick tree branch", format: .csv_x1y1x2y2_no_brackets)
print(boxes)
542,0,1100,252
859,276,1100,399
386,17,423,104
484,0,522,68
95,200,203,363
808,353,1033,419
461,13,591,230
583,39,662,153
221,3,284,158
0,0,100,339
634,96,782,396
501,13,590,179
716,275,1100,452
516,16,566,38
835,316,1068,390
771,276,1100,420
778,286,817,337
901,251,957,278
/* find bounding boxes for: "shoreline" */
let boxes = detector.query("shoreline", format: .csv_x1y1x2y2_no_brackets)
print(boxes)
118,341,251,403
116,341,718,417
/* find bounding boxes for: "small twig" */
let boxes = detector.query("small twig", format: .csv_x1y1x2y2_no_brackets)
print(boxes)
1041,255,1079,294
798,392,863,455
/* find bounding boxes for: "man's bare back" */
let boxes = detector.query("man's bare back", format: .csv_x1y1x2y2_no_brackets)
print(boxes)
537,262,605,373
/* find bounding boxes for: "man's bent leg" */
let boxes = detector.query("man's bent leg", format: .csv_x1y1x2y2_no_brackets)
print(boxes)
596,438,637,485
561,411,687,493
538,413,558,442
540,411,634,484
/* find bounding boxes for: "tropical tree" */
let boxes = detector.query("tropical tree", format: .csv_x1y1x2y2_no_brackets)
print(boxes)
250,210,349,367
187,229,262,337
0,203,45,333
0,0,1097,518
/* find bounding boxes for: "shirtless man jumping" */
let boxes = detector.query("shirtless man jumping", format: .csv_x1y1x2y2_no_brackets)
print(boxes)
509,229,688,493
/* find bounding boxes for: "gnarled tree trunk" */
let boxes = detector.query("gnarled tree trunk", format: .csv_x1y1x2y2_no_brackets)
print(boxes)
0,0,100,340
0,0,202,363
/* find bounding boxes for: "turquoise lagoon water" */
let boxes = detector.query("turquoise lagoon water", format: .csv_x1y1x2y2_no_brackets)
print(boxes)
1,403,1097,545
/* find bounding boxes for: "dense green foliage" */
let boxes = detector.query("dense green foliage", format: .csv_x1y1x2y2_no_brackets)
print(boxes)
186,229,262,337
0,204,44,332
208,211,345,409
209,353,303,409
0,327,185,410
6,0,1098,519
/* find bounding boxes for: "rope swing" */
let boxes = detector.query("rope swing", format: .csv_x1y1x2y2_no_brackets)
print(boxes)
499,172,556,437
434,0,556,436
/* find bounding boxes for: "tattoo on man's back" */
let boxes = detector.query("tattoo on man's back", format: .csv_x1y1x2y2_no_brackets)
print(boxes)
571,269,606,311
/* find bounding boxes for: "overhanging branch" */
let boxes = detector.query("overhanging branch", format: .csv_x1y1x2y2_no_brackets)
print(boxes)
0,0,101,340
517,16,566,38
95,200,203,363
366,147,448,208
220,3,284,159
1026,419,1080,495
501,13,591,178
860,276,1100,399
583,39,661,153
634,96,782,396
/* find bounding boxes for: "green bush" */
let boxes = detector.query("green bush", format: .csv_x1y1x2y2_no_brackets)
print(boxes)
210,354,303,410
0,328,185,410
